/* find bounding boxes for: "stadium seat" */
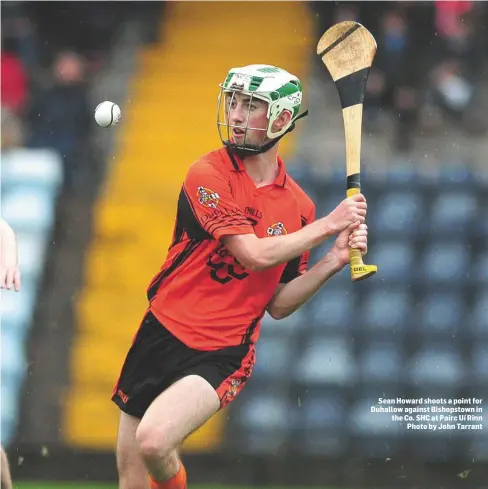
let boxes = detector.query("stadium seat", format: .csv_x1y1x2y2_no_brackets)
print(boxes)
469,400,488,461
408,344,465,386
473,254,488,286
1,148,63,191
295,393,348,457
2,187,56,232
471,343,488,384
361,288,411,335
235,393,290,453
367,241,415,283
349,398,401,438
359,342,404,383
416,292,465,336
371,191,423,236
469,292,488,339
0,379,21,445
0,284,37,337
385,164,419,186
421,242,470,285
15,231,49,281
294,337,356,385
307,287,355,332
260,308,306,335
0,331,26,379
427,192,478,235
253,335,293,380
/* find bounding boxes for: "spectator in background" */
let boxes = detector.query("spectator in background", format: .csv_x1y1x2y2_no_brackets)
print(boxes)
1,36,28,116
1,107,24,150
423,1,488,135
28,51,92,190
364,8,419,152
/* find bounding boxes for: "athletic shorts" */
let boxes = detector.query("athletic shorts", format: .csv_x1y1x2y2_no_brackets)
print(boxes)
111,310,255,418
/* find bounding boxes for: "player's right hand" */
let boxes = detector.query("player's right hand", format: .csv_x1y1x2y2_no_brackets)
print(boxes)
325,194,367,234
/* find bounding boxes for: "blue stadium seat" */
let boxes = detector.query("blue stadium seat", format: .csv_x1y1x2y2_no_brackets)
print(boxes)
296,394,348,457
238,394,289,431
367,242,415,283
472,343,488,384
308,287,355,332
408,344,465,386
0,379,21,445
1,148,63,191
2,187,56,232
469,401,488,461
359,342,404,383
437,164,474,186
0,284,37,335
295,338,356,385
260,308,307,336
349,398,401,437
15,231,49,281
361,288,411,335
427,192,478,235
253,336,293,380
470,292,488,339
386,164,419,186
316,191,344,217
417,292,465,336
421,242,470,285
0,331,26,380
473,254,488,286
235,393,290,453
372,191,423,236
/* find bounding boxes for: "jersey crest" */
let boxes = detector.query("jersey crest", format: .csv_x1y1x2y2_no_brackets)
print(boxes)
267,221,287,236
197,186,220,209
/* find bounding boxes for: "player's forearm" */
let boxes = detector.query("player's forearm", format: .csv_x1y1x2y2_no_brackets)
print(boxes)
251,217,334,270
267,252,343,319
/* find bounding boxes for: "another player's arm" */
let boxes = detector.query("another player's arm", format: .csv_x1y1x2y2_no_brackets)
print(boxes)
0,218,21,291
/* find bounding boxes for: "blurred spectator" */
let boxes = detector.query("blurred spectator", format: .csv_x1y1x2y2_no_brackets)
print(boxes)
422,1,488,135
27,51,92,190
1,107,24,150
1,37,28,116
364,8,419,152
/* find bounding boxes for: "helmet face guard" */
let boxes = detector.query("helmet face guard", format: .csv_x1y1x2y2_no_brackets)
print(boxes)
217,89,270,158
216,65,305,159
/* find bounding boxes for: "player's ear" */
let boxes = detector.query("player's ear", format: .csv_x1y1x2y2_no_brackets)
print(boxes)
272,109,292,132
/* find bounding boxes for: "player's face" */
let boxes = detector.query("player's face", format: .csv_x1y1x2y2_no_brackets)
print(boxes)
225,92,269,147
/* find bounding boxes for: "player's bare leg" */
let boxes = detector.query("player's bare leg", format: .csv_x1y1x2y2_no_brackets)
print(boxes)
136,375,220,484
1,445,13,489
116,413,150,489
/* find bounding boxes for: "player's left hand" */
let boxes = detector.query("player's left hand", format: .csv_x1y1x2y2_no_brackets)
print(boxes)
329,222,368,268
1,263,21,291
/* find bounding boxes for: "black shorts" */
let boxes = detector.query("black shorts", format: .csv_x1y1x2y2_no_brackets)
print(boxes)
112,310,255,418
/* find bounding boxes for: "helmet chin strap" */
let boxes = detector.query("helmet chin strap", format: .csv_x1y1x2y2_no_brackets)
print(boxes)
226,110,309,160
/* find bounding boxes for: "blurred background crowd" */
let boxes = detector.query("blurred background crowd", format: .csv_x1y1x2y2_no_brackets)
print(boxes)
1,1,487,488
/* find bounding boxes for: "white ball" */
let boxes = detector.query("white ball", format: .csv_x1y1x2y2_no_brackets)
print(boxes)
94,101,121,127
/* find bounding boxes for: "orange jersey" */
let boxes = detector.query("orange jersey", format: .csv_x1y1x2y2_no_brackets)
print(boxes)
148,147,315,350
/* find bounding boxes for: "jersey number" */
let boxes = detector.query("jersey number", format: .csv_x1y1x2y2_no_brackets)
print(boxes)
207,245,249,284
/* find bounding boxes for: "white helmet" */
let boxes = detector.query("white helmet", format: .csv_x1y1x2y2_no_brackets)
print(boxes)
217,64,306,157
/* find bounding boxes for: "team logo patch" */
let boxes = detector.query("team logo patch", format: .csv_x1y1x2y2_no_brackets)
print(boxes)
267,222,287,236
228,378,242,398
197,186,220,209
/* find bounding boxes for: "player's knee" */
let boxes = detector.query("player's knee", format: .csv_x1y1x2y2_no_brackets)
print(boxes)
136,423,174,461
